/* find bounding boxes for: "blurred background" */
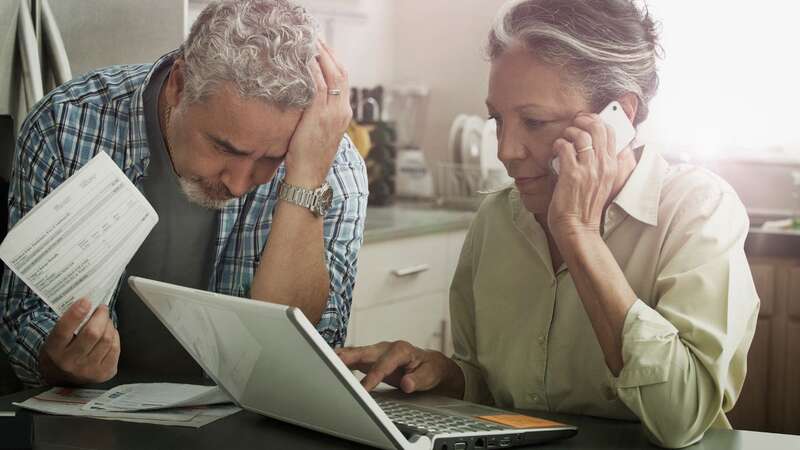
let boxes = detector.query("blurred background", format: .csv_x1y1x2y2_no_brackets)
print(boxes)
1,0,799,436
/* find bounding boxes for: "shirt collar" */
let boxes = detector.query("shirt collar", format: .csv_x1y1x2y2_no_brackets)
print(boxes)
127,50,179,180
508,187,555,273
611,145,669,227
507,144,669,230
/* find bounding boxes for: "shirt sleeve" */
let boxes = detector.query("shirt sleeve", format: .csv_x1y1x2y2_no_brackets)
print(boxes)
315,136,369,347
612,187,760,448
449,221,495,405
0,109,65,387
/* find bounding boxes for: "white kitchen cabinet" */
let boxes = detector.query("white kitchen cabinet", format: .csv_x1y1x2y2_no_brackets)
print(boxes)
352,232,449,309
728,256,800,435
348,292,449,351
346,229,467,355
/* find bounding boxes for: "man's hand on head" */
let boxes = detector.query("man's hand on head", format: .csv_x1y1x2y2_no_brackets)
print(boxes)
283,40,353,189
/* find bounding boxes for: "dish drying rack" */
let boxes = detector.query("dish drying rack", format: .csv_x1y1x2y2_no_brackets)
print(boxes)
433,162,512,210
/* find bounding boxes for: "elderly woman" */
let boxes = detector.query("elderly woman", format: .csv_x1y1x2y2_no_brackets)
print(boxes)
338,0,760,447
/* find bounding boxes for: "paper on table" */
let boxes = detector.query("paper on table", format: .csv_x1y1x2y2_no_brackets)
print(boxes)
0,152,158,320
83,383,232,412
13,387,240,428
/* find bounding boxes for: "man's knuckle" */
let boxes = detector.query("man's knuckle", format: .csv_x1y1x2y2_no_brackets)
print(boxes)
85,327,102,341
61,360,76,373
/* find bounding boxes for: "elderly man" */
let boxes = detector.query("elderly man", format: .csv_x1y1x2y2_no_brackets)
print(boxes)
0,0,367,387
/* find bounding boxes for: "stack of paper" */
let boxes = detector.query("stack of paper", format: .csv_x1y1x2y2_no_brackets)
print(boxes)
0,152,158,323
83,383,232,412
13,384,240,428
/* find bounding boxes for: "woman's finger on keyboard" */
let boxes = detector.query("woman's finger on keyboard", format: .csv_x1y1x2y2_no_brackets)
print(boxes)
360,341,422,392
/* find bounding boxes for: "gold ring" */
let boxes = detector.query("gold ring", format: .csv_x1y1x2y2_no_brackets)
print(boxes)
328,89,342,96
575,145,594,154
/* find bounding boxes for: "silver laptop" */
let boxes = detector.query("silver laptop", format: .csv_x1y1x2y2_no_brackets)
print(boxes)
128,276,577,450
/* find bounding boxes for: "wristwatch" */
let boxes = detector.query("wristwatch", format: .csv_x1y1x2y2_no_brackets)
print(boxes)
277,181,333,217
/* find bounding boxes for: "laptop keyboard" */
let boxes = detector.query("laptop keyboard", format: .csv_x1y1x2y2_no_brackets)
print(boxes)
376,399,507,435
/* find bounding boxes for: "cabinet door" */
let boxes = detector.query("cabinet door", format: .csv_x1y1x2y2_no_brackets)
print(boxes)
353,234,449,310
784,266,800,435
348,293,449,352
728,262,775,431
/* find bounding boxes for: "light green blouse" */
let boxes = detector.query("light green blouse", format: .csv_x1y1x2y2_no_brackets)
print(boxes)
449,147,760,448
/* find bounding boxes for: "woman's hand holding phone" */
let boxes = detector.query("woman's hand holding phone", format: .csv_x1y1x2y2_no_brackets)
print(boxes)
546,101,635,241
550,101,635,175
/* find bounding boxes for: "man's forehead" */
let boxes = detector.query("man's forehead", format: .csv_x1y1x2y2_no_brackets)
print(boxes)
193,87,301,157
204,132,287,159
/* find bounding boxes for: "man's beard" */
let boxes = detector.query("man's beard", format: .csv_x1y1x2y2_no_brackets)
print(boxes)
178,177,235,210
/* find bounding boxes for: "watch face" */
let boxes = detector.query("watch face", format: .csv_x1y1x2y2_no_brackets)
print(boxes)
315,183,333,216
321,186,333,207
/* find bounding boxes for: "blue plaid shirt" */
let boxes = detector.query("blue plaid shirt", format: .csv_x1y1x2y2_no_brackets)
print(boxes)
1,57,369,386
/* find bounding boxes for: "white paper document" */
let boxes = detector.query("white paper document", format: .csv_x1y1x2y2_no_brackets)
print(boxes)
0,152,158,317
83,383,232,412
14,387,240,428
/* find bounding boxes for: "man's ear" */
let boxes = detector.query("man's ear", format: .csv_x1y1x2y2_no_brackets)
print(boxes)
617,92,639,124
164,58,187,108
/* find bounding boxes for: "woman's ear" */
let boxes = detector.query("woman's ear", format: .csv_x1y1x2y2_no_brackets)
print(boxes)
617,92,639,124
164,58,187,107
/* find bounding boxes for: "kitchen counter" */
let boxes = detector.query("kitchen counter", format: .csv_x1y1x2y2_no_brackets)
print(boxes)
745,228,800,258
363,203,475,244
745,212,800,258
361,204,800,257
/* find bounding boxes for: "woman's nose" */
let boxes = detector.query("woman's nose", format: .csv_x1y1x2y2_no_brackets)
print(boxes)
497,128,527,164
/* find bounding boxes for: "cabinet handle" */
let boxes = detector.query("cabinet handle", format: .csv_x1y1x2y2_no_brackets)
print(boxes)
391,264,431,277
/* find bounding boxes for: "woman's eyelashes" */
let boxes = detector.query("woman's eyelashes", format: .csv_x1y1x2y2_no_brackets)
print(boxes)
488,113,553,132
488,114,545,132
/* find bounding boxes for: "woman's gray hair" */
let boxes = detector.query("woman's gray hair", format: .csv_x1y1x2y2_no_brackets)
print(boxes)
179,0,318,108
488,0,662,125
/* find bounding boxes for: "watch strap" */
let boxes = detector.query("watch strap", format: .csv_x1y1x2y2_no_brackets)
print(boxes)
278,181,330,216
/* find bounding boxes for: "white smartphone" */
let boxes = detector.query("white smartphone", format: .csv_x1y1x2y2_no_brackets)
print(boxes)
551,100,636,175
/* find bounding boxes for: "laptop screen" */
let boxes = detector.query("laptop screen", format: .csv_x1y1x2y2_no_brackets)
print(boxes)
129,277,408,450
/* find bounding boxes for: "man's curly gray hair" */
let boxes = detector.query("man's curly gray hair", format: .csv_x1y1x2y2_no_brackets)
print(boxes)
179,0,318,109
